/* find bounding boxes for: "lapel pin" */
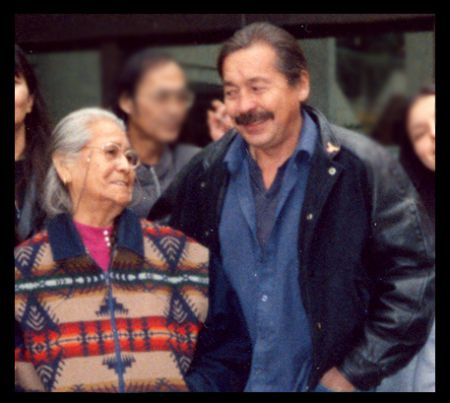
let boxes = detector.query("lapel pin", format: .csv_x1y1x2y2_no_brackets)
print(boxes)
326,142,340,154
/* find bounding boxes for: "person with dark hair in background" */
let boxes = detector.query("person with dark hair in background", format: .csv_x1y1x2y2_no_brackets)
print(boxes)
114,50,201,218
15,44,52,393
399,84,435,227
149,22,435,392
377,84,435,392
15,44,51,245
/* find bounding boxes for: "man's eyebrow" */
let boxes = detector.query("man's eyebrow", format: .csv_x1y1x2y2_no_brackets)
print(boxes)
248,77,271,84
224,77,270,87
223,81,237,87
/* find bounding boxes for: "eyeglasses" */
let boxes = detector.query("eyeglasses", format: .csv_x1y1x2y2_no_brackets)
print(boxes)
84,142,140,169
143,89,195,108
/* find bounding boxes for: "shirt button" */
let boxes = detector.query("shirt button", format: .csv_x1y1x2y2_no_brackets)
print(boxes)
306,213,314,221
316,322,322,331
328,166,337,176
200,181,206,188
261,295,268,302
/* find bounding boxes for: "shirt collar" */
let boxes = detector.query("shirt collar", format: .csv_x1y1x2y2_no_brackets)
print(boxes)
224,108,318,175
47,208,144,261
154,146,173,179
137,146,173,184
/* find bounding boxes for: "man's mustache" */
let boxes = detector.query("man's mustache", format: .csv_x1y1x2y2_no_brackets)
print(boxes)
235,110,274,126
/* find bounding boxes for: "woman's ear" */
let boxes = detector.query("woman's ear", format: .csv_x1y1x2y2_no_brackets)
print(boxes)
52,153,72,185
118,93,133,116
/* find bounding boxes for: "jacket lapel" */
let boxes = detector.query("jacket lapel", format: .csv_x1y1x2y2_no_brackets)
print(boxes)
299,106,344,264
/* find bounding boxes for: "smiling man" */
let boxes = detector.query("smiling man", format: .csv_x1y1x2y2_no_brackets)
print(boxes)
149,22,435,392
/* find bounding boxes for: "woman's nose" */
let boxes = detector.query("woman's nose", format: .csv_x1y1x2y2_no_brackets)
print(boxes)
116,153,132,171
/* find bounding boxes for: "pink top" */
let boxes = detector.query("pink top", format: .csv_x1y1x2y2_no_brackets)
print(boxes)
74,221,113,272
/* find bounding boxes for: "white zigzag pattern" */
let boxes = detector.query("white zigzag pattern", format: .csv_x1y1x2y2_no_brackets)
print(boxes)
15,246,33,267
110,272,208,285
171,298,188,324
15,274,105,292
178,354,191,373
159,236,181,262
36,364,55,388
26,305,47,331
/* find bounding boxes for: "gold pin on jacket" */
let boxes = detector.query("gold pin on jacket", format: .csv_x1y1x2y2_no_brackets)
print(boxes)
326,142,340,154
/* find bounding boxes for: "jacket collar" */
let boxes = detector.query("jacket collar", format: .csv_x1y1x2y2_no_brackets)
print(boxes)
47,208,144,261
303,104,341,160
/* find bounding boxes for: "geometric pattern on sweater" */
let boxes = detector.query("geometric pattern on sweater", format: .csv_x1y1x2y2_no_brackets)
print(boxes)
102,353,136,375
15,217,209,392
96,296,129,317
166,289,199,375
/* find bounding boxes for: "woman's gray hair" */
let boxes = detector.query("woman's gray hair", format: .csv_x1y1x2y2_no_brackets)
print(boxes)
42,107,126,217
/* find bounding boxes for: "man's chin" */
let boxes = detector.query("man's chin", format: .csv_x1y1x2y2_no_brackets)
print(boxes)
155,130,181,144
241,131,273,149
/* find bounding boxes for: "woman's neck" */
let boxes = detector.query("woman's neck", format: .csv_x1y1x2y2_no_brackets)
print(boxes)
73,203,122,228
15,125,26,161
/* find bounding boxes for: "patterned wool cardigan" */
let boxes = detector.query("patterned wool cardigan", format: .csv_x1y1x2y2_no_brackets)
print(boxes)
15,209,209,392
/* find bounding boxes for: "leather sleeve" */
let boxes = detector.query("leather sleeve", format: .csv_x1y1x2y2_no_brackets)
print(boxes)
338,150,435,390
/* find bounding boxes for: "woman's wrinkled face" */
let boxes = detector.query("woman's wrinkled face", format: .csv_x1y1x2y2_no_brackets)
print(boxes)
68,119,137,211
407,94,435,172
15,74,34,129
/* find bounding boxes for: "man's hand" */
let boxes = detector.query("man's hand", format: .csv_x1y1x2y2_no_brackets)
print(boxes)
319,367,356,392
207,99,234,142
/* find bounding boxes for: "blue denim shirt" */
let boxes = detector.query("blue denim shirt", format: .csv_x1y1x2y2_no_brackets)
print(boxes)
219,110,318,391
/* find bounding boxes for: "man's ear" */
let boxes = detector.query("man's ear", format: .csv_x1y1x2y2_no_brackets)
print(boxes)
52,153,72,185
297,70,310,103
118,93,133,116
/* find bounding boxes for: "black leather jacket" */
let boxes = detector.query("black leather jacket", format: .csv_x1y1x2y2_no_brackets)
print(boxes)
149,105,435,391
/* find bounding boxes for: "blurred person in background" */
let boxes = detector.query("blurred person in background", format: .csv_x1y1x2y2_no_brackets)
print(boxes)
377,84,435,392
15,44,51,245
15,107,251,392
207,99,233,142
114,50,201,218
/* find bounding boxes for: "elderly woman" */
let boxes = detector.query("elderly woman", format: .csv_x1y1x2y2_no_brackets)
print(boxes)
15,108,251,392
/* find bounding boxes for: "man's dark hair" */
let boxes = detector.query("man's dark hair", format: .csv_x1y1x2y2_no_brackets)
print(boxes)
15,44,51,198
218,22,308,86
113,49,179,123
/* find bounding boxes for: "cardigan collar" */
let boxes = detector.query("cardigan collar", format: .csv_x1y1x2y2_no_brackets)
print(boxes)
47,208,144,261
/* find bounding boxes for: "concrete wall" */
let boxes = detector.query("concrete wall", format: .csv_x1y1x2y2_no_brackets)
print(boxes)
27,50,102,125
